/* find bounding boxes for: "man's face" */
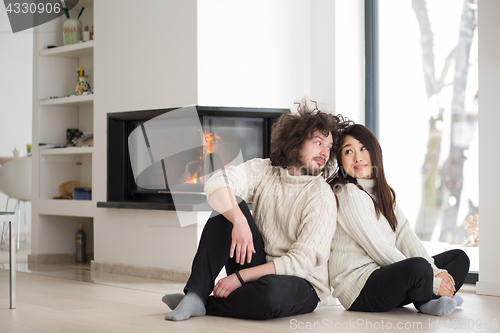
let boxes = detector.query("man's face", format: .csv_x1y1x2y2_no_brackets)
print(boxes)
293,130,333,176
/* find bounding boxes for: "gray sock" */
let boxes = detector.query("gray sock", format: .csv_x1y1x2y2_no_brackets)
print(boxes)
162,293,185,310
420,297,457,316
454,294,463,307
164,291,206,321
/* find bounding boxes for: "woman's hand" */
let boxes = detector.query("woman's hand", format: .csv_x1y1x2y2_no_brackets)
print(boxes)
436,271,455,298
213,273,243,298
230,220,255,265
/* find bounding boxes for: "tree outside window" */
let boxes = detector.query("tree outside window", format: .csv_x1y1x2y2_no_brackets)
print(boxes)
377,0,478,271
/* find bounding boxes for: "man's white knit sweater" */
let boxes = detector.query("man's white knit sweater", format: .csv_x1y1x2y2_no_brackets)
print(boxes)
329,178,446,309
204,158,337,300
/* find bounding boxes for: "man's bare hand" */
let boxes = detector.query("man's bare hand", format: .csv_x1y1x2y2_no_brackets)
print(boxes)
230,220,255,265
213,273,243,298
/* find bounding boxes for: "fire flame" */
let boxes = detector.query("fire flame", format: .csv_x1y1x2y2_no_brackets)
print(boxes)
184,130,221,184
188,172,198,183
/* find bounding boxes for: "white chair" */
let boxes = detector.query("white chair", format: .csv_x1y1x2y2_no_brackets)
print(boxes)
0,157,31,250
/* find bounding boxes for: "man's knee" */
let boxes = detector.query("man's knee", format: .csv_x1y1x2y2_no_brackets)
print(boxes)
254,275,283,314
252,275,318,319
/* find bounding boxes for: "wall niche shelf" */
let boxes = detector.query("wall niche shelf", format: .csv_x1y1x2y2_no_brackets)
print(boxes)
37,199,95,217
39,147,94,155
40,40,94,58
40,94,94,106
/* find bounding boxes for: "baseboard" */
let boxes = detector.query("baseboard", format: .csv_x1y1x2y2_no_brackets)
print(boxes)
476,281,500,296
465,272,478,284
91,261,190,283
28,252,94,264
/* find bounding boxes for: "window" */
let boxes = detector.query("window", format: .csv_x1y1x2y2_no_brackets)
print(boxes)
370,0,478,274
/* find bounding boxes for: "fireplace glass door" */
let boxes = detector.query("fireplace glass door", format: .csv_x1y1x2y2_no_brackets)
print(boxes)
132,116,265,196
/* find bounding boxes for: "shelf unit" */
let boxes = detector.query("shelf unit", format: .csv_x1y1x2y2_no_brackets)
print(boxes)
32,1,95,260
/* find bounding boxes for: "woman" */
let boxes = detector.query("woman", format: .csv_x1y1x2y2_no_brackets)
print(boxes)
328,124,470,316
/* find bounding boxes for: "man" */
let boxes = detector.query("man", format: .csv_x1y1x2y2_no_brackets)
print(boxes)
163,102,344,320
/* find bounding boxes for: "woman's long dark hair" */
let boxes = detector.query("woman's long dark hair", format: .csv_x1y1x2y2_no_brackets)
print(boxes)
329,124,398,232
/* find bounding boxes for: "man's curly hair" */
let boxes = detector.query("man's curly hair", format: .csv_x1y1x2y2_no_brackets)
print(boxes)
269,99,353,176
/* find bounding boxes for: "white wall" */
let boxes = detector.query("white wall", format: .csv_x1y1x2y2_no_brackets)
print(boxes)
93,0,200,270
197,0,311,110
476,0,500,297
197,0,343,113
94,0,198,113
0,7,33,231
310,0,336,111
333,0,365,123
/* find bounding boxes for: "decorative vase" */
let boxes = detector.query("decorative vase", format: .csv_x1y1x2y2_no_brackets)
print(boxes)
63,18,82,45
76,75,90,95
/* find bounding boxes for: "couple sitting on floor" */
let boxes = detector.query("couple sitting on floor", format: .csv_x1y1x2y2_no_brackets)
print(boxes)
162,101,470,321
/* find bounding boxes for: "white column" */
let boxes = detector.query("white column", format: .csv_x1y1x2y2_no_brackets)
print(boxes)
476,0,500,296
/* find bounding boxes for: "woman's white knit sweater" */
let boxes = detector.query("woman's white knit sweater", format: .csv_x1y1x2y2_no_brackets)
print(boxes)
329,178,445,309
204,158,337,300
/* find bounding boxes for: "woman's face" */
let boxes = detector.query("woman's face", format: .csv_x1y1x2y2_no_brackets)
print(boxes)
340,135,373,179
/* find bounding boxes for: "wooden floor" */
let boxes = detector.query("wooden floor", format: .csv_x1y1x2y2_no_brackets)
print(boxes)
0,237,499,333
0,265,499,333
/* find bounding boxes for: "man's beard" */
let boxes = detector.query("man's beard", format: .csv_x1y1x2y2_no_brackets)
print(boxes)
296,157,325,176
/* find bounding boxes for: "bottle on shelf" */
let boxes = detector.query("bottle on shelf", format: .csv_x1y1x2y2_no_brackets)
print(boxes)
75,66,91,95
83,26,90,42
75,224,87,262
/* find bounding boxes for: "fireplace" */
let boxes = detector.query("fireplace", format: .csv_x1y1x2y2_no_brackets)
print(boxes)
97,106,285,211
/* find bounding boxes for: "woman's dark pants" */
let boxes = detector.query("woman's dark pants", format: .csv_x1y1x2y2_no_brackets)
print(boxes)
349,249,470,312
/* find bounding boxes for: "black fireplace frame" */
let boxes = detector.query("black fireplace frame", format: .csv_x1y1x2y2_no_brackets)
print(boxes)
97,106,286,211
